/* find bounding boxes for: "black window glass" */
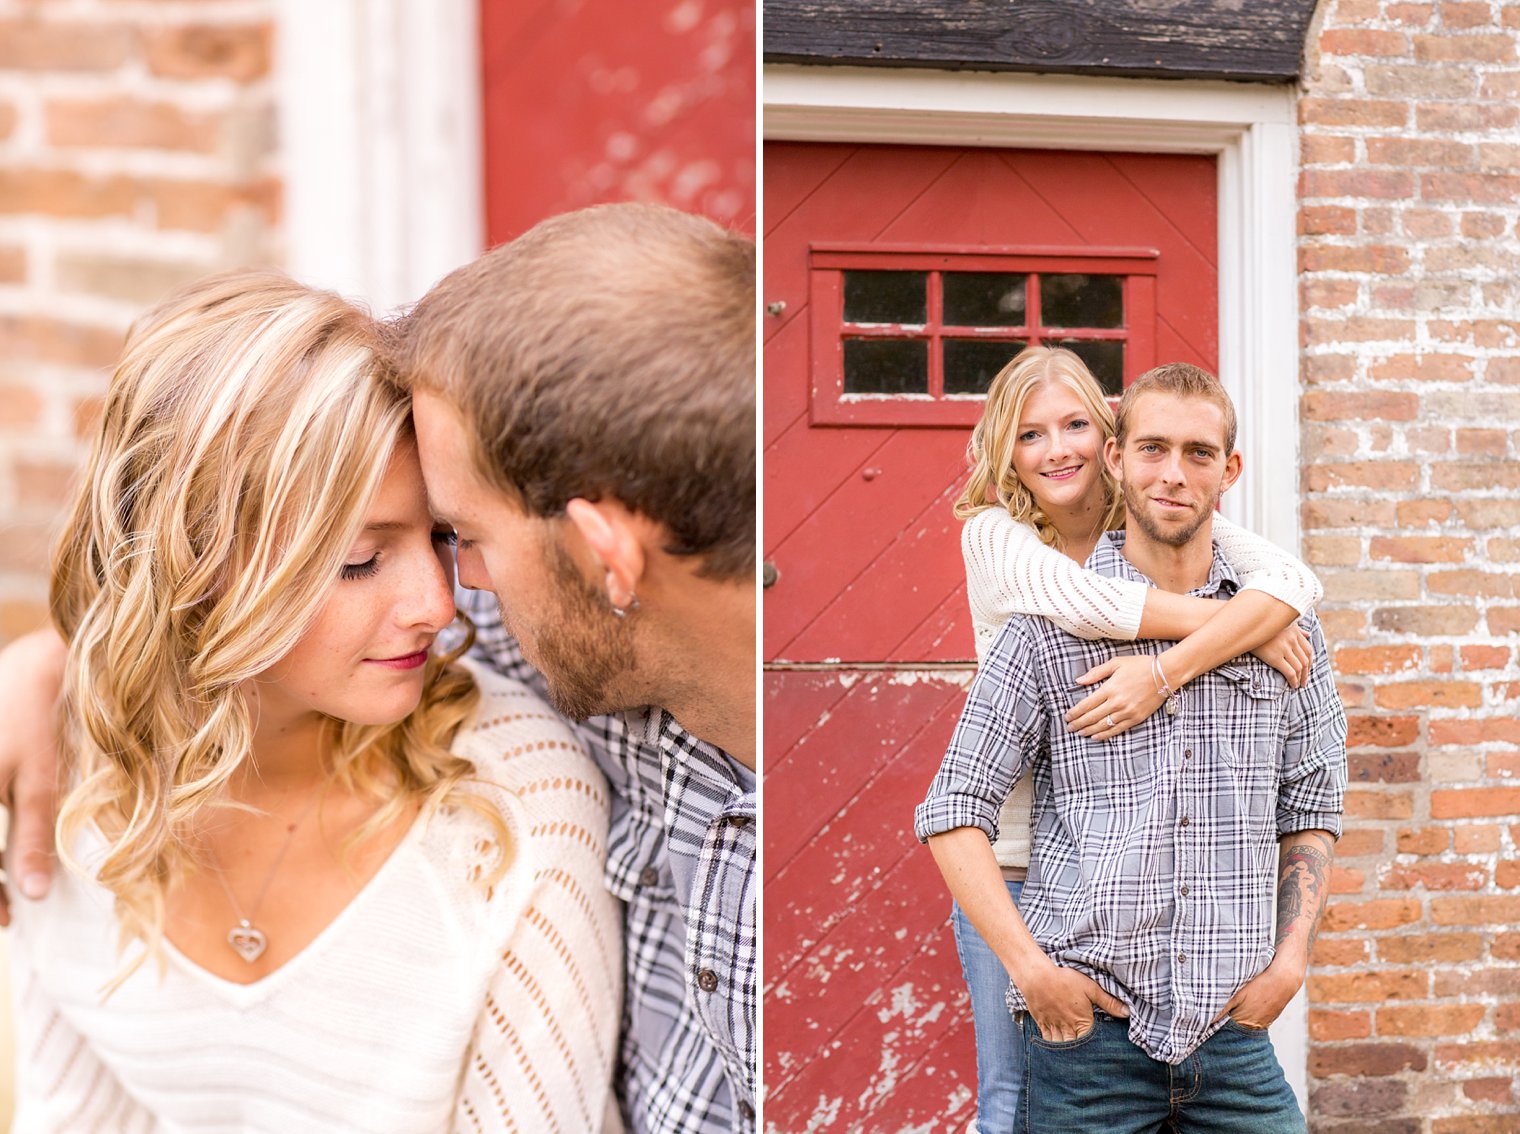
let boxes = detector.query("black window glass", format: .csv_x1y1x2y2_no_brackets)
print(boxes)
943,273,1026,327
1053,339,1124,397
843,271,927,325
944,339,1027,396
843,339,929,394
1041,274,1123,329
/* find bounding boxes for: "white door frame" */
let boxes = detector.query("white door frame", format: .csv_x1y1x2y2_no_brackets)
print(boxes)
764,62,1309,1107
274,0,484,316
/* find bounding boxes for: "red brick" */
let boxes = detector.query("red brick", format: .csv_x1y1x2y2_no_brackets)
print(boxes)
1402,208,1455,238
1457,428,1510,457
1414,32,1516,63
1429,894,1520,924
0,101,15,141
1305,461,1419,492
1429,643,1454,674
1452,826,1501,854
0,168,134,219
1433,968,1518,998
1337,827,1386,858
0,244,24,283
1381,863,1488,891
1302,391,1419,422
1299,245,1412,275
1498,860,1520,889
1303,498,1398,527
1304,353,1358,383
144,177,280,233
46,99,219,153
1312,938,1371,967
1372,605,1479,636
1375,681,1481,710
1366,137,1475,168
1495,608,1520,636
1488,358,1520,385
1378,932,1484,964
1430,718,1520,746
1308,1041,1426,1077
144,24,272,82
0,19,134,70
1330,864,1366,891
1368,352,1475,381
1348,717,1420,752
0,314,123,368
1300,139,1357,168
1462,1078,1514,1105
1396,826,1449,855
1397,499,1453,526
1306,316,1419,345
1418,103,1520,132
1443,1,1498,27
1499,933,1520,961
1492,537,1520,560
1310,1008,1372,1041
1424,171,1520,204
1427,570,1520,599
1319,28,1411,57
0,383,44,428
1384,2,1434,23
1309,1078,1407,1118
1301,278,1359,308
1432,1040,1520,1067
1299,98,1409,129
1378,1003,1487,1036
1370,536,1470,564
1462,208,1510,237
1432,461,1520,492
1366,62,1477,99
1433,1114,1520,1134
1339,647,1421,678
1322,897,1420,932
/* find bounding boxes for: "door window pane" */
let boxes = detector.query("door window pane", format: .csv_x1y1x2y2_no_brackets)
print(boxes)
1041,274,1123,329
943,273,1026,327
1054,339,1124,396
843,271,927,325
944,339,1026,395
843,339,929,394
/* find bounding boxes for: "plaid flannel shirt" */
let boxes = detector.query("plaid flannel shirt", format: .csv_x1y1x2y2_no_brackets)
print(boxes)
915,531,1346,1064
462,589,757,1134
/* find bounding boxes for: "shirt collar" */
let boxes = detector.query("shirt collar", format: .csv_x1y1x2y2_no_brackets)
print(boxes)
1088,528,1241,598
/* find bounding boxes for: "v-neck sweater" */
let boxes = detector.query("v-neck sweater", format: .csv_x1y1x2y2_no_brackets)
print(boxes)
7,662,623,1134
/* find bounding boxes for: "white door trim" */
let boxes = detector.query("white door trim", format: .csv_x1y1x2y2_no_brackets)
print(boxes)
275,0,484,316
764,62,1308,1108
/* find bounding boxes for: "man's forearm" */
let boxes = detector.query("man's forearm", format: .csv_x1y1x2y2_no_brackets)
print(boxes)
926,826,1050,984
1273,828,1336,972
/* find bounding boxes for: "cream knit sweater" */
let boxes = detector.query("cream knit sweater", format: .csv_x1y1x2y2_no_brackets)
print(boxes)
962,507,1323,869
8,662,623,1134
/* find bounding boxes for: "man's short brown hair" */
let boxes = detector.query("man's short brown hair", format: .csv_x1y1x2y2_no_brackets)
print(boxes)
1114,362,1238,454
396,202,755,579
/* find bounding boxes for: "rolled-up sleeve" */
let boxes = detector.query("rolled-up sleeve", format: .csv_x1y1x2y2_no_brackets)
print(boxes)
914,616,1047,843
1276,612,1348,838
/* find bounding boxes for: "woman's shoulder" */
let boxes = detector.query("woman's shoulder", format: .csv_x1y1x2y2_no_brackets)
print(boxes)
962,505,1037,546
446,657,609,824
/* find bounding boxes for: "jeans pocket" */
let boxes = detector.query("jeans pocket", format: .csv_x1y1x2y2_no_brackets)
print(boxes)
1025,1013,1103,1050
1223,1016,1271,1036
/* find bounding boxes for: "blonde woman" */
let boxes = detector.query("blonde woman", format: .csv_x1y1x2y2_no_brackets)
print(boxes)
947,346,1320,1134
8,273,621,1133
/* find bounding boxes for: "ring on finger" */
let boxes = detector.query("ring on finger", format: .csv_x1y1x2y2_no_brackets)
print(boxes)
1105,713,1116,728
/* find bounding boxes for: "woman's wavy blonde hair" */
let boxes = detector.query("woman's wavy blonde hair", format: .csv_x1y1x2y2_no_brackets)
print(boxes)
953,345,1126,549
51,271,496,978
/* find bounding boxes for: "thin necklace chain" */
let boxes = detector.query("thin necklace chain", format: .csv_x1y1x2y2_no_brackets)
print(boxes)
209,788,324,929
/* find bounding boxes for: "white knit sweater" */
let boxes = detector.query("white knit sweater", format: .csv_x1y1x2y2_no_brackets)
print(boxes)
962,507,1323,868
7,662,623,1134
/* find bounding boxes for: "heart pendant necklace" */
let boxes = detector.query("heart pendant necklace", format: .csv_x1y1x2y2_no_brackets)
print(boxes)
209,791,322,965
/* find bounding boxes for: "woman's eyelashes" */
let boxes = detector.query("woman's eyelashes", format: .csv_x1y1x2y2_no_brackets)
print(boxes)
341,553,380,581
431,527,458,547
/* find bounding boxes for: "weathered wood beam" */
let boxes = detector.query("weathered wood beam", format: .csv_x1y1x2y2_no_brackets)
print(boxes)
763,0,1319,83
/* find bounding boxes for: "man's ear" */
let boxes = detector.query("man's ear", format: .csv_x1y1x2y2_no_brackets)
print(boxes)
1220,450,1244,495
1104,435,1123,480
565,498,646,609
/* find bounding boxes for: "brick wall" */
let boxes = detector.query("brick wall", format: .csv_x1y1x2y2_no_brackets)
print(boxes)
1299,1,1520,1128
0,0,280,644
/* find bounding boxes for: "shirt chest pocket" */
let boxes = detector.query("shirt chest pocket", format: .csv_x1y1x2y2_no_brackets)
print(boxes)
1210,661,1289,774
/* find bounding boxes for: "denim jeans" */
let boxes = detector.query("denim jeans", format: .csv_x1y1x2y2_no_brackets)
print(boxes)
1019,1012,1304,1134
950,881,1025,1134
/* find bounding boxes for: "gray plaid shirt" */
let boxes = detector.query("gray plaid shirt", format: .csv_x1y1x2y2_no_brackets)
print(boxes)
915,531,1346,1064
462,590,757,1134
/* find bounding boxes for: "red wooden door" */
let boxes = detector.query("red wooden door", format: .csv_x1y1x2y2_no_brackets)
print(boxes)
763,143,1218,1133
479,0,756,244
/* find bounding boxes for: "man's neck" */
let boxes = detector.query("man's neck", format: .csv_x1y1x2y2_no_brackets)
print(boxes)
1118,520,1216,594
638,568,756,769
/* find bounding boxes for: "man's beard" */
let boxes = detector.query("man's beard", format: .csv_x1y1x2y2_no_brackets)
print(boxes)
502,538,638,722
1121,478,1217,548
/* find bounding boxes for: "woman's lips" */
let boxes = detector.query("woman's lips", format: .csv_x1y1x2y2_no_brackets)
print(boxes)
1041,465,1083,481
367,649,429,670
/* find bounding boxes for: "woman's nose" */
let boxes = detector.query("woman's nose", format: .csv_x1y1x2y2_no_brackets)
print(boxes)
405,548,457,631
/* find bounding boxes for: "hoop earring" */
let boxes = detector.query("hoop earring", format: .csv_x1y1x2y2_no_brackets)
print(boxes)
612,595,641,619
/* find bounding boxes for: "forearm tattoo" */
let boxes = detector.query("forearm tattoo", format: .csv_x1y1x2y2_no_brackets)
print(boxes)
1275,832,1334,948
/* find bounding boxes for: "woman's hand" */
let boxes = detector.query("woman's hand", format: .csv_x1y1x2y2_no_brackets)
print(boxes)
0,627,67,924
1065,655,1166,740
1251,622,1312,689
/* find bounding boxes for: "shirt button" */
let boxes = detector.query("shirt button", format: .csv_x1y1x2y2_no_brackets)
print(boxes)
1178,954,1187,964
739,1100,755,1119
1180,885,1190,896
728,815,751,828
1180,816,1190,827
639,867,660,886
697,969,720,993
1184,749,1192,759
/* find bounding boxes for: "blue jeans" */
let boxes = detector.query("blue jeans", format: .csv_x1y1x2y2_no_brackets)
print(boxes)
950,881,1024,1134
1019,1012,1304,1134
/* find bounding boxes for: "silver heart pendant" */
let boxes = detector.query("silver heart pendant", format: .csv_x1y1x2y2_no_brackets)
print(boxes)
228,921,267,963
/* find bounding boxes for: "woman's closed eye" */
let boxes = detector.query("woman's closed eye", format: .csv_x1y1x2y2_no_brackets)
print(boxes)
431,527,458,547
341,553,380,581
